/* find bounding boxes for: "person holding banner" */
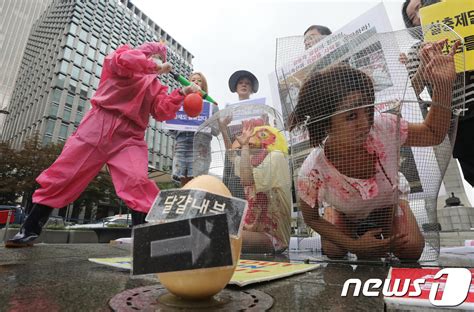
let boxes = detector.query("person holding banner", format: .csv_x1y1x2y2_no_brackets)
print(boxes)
171,72,218,186
304,25,332,50
6,42,200,248
221,70,263,199
293,40,459,260
400,0,439,93
402,0,474,187
402,0,439,30
228,70,259,102
402,0,422,29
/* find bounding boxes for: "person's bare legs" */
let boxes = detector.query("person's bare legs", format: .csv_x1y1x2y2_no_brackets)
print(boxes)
321,207,353,259
392,201,425,260
370,203,424,261
242,230,274,254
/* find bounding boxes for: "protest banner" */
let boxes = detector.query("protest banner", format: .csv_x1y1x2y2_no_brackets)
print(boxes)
163,101,213,132
421,0,474,72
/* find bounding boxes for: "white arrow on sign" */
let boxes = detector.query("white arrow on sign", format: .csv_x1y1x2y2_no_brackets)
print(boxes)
150,220,212,264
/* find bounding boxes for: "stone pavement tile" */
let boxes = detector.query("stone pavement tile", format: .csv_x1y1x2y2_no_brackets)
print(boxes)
0,244,152,311
4,244,469,311
0,244,385,311
249,263,387,311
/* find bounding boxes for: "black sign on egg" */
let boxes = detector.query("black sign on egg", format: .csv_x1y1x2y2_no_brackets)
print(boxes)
132,213,233,275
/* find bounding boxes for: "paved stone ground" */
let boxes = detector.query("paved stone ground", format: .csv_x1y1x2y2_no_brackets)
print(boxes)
0,244,472,311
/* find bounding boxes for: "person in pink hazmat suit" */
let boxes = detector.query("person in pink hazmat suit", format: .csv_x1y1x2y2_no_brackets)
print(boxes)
6,42,200,248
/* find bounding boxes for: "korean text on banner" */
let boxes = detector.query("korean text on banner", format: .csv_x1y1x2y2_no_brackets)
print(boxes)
420,0,474,72
163,101,213,132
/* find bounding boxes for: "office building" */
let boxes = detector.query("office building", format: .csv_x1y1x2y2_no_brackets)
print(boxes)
2,0,193,173
0,0,52,135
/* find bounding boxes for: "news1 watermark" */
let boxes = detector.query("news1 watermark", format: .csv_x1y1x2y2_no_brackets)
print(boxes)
341,268,473,307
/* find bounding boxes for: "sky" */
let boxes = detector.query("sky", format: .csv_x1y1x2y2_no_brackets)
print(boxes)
132,0,408,106
131,0,474,205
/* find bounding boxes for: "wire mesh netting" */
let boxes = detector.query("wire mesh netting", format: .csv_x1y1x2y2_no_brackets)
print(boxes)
275,24,465,262
193,104,292,255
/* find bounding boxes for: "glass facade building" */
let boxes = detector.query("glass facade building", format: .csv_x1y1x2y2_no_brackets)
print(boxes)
2,0,193,173
0,0,53,135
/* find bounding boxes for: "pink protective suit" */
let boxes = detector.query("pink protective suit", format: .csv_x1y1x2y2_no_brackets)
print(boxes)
33,43,184,213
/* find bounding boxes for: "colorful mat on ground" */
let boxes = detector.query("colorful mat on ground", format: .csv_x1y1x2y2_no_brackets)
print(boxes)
230,259,320,286
88,257,320,287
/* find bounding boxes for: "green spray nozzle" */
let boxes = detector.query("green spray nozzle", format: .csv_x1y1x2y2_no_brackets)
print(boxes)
170,72,218,105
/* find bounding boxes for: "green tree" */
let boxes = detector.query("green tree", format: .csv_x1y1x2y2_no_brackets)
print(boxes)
0,141,19,204
13,133,64,211
71,166,120,222
2,133,162,221
2,133,119,217
157,181,178,190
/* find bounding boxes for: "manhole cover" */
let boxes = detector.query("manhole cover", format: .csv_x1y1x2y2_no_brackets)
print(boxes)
109,284,273,311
